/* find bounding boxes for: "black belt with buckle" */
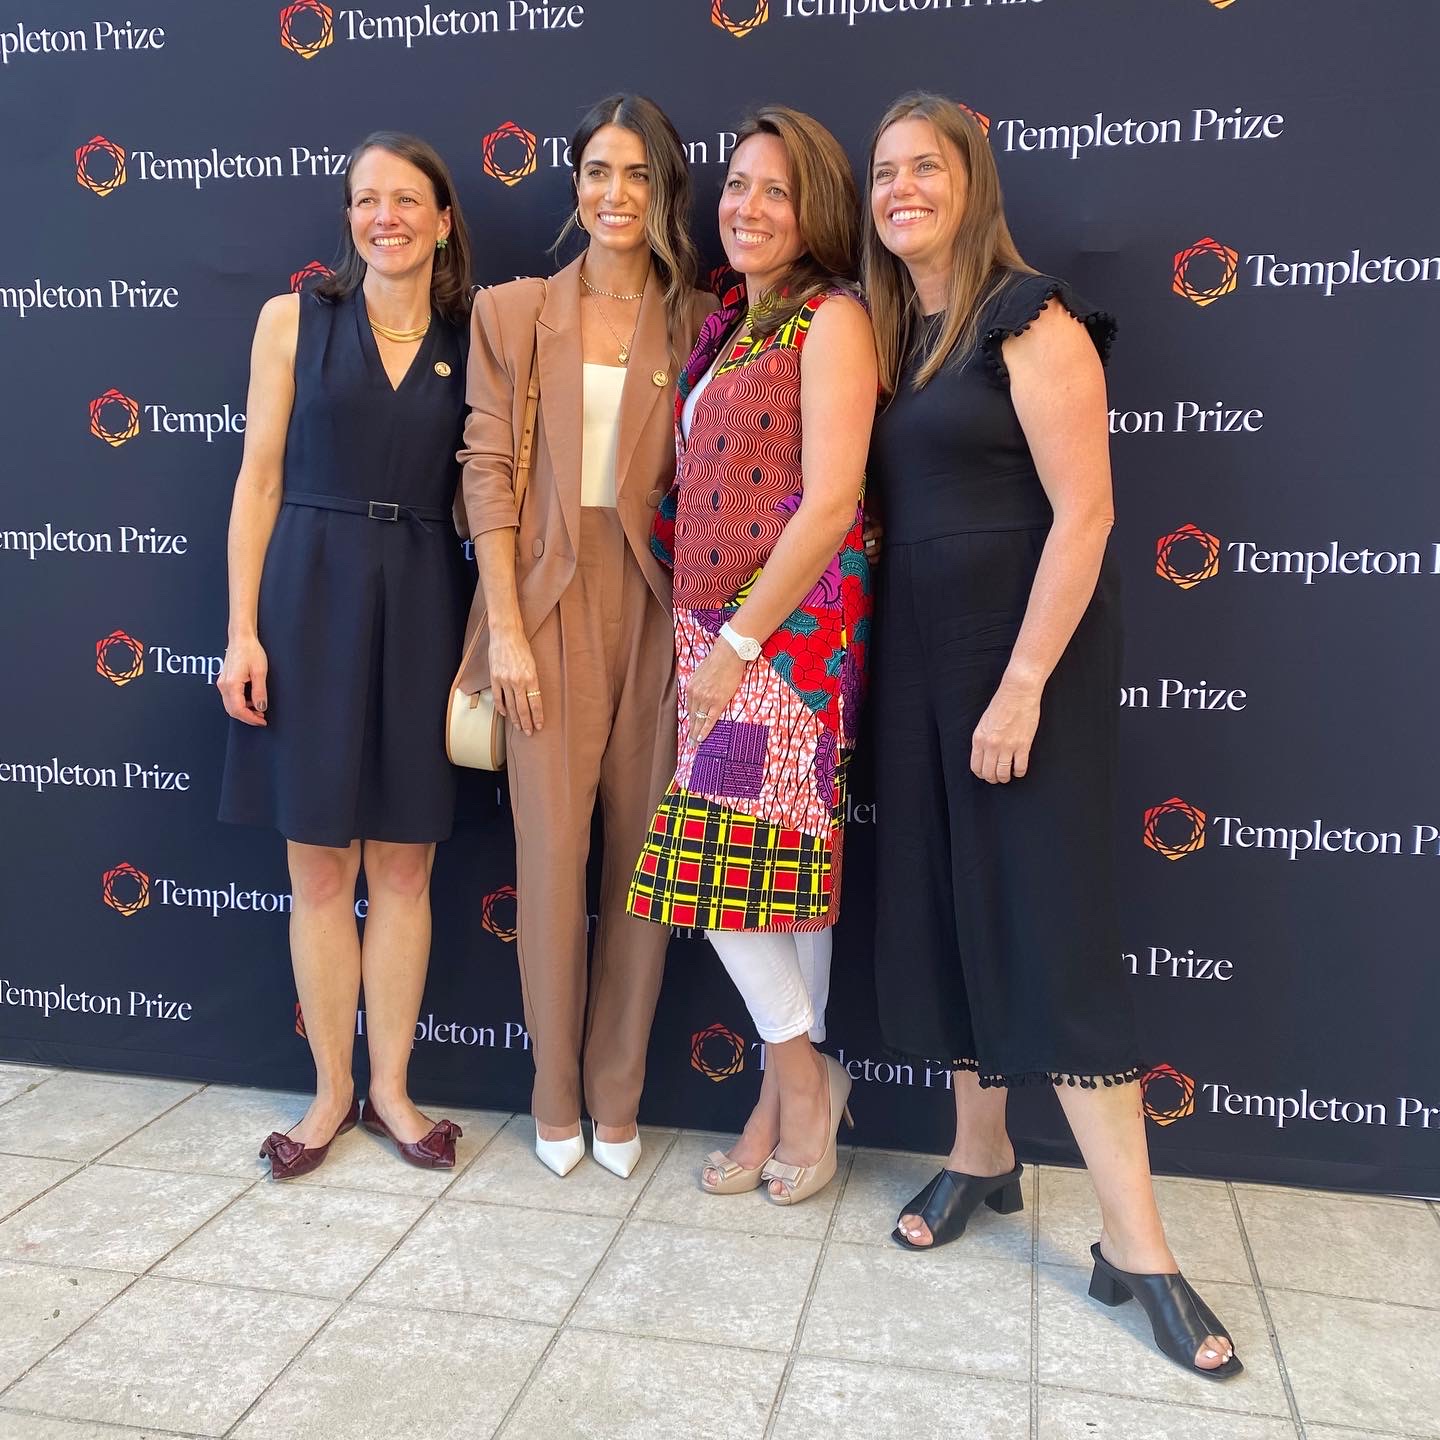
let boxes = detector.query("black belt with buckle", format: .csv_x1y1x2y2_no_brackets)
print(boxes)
283,491,449,524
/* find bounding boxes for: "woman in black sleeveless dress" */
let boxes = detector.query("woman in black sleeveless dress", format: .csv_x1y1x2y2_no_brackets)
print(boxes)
862,95,1240,1380
218,134,473,1179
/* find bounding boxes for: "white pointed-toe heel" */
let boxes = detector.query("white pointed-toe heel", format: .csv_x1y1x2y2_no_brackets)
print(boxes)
534,1123,585,1178
591,1123,642,1180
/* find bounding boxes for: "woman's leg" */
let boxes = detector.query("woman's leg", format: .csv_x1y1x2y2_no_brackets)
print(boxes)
359,839,437,1143
896,1069,1014,1245
1057,1082,1233,1370
285,839,363,1146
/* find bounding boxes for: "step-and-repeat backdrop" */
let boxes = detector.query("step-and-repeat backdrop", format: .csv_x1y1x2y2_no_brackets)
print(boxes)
2,0,1437,1196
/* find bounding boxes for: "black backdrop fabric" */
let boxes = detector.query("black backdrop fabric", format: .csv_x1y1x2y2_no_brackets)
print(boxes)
2,0,1438,1197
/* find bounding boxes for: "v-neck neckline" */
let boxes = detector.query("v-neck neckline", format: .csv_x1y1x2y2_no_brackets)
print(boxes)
354,290,436,395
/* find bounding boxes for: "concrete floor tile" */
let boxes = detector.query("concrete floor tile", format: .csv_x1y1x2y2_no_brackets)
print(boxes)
0,1158,78,1223
232,1301,549,1440
0,1076,199,1162
289,1106,511,1196
359,1199,618,1324
833,1149,1034,1262
446,1115,674,1216
1038,1167,1251,1283
779,1355,1030,1437
1233,1181,1429,1210
156,1182,429,1297
103,1085,310,1178
0,1418,204,1439
0,1166,246,1272
801,1241,1031,1379
573,1219,820,1351
506,1328,785,1440
1238,1187,1440,1308
0,1261,130,1390
1039,1388,1299,1438
632,1130,841,1239
3,1276,334,1435
1268,1287,1440,1436
0,1068,55,1108
1038,1264,1286,1415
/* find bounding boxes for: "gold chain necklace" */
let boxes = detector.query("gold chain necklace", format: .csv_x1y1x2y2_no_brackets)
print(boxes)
367,311,430,344
579,266,645,302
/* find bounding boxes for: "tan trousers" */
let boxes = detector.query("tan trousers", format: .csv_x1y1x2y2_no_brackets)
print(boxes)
506,508,677,1127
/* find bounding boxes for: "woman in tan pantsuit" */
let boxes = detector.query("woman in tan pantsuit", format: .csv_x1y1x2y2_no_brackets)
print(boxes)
459,94,715,1179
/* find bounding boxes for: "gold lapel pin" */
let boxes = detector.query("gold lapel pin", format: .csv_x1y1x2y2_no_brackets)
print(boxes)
651,369,668,387
434,361,452,377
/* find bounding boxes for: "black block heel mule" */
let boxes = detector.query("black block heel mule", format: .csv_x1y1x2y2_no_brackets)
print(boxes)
891,1163,1024,1250
1088,1242,1243,1380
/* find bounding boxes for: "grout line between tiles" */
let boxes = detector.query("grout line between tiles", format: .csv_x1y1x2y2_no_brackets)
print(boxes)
0,1402,208,1437
219,1109,518,1437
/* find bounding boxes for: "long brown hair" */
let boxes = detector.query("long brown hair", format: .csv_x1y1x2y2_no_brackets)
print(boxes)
315,131,474,328
862,93,1033,394
731,106,860,337
554,94,700,357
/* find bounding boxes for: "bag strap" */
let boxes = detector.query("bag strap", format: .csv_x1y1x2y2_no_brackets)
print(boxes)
509,278,546,526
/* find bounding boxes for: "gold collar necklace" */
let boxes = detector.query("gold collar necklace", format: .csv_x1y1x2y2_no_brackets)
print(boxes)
367,310,430,344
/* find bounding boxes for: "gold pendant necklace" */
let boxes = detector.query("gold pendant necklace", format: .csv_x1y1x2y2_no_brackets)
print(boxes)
368,311,430,344
586,294,638,365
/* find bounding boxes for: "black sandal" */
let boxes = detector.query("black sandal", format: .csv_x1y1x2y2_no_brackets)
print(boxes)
891,1163,1024,1250
1088,1242,1243,1381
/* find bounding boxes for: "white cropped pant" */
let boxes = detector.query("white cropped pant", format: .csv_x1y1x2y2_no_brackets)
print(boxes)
705,927,833,1044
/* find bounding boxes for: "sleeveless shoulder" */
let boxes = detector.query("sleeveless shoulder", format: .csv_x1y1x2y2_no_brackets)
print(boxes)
978,272,1116,386
791,284,864,352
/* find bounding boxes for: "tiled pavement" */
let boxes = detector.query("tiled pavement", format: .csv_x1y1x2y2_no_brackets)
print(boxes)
0,1062,1436,1439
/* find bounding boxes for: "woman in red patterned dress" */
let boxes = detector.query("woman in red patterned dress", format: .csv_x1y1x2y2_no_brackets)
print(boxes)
627,107,876,1206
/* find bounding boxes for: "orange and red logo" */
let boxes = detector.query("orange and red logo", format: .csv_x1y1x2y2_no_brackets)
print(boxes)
75,136,127,197
482,122,538,187
279,0,333,58
690,1022,746,1081
481,884,517,942
89,389,141,447
96,630,145,687
103,861,151,917
289,260,333,293
1140,1063,1197,1126
1173,236,1239,307
294,1002,307,1038
1155,524,1221,589
711,0,769,37
1208,0,1238,9
1143,797,1207,861
958,103,992,139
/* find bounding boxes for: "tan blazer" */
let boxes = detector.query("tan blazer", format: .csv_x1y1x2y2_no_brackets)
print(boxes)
456,254,714,694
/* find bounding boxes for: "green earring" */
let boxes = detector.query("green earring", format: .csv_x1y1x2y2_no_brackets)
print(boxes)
436,236,449,250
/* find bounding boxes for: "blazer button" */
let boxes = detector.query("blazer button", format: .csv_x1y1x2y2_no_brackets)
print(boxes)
531,538,545,558
645,488,663,507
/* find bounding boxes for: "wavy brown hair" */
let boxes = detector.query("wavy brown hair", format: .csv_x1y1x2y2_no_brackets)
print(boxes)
730,105,860,337
862,93,1034,394
315,131,474,328
554,94,700,358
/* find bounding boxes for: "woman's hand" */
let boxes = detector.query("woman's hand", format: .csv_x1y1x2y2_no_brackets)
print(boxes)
488,624,543,736
971,678,1041,784
686,642,746,747
218,636,269,726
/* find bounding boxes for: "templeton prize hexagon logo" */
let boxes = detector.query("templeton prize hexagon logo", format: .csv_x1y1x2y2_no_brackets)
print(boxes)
1208,0,1238,9
294,1002,308,1038
96,630,145,687
711,0,769,37
279,0,334,58
1155,524,1222,589
1143,797,1207,861
289,260,333,293
958,103,992,139
481,123,538,187
1140,1063,1197,1126
75,136,127,197
89,389,141,447
102,861,151,917
690,1022,746,1081
481,884,518,943
1173,236,1239,307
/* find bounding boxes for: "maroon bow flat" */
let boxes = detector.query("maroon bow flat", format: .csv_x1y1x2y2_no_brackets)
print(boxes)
360,1099,462,1169
259,1096,359,1181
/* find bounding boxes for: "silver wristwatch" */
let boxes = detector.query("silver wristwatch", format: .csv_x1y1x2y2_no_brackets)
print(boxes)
719,621,761,662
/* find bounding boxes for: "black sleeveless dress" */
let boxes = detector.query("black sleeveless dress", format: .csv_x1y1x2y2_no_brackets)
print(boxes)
219,288,469,847
868,271,1140,1087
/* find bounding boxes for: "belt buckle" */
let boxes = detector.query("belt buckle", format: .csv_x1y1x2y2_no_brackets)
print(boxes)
367,500,400,522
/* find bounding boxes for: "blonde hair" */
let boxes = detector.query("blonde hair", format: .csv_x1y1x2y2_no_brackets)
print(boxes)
861,93,1034,394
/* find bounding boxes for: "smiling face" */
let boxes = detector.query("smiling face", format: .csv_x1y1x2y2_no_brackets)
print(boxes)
718,132,804,297
347,146,450,278
870,116,967,277
574,123,652,259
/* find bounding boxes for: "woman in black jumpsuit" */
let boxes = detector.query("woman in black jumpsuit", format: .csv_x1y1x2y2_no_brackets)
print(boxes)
218,134,473,1179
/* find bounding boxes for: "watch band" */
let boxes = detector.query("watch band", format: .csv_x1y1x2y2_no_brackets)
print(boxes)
719,621,761,662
